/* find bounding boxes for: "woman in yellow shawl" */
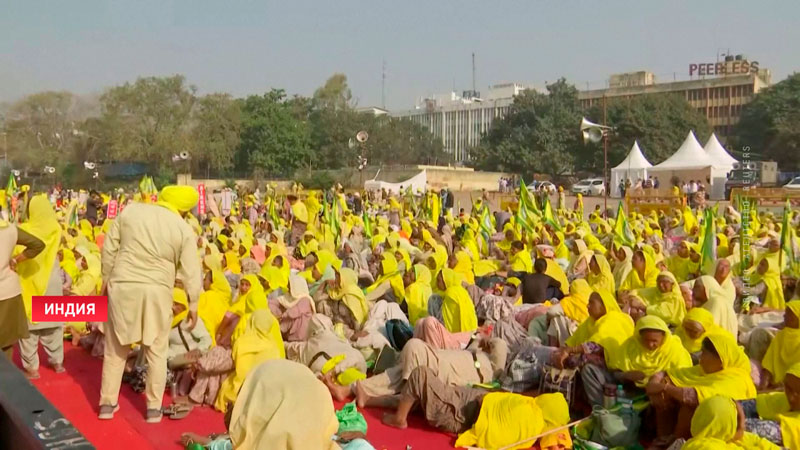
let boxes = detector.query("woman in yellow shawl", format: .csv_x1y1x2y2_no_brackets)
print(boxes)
610,315,693,388
260,255,290,292
676,307,725,360
365,253,405,303
509,241,533,273
760,300,800,388
422,233,448,271
612,245,633,290
69,250,101,296
627,271,687,327
587,253,615,294
647,332,756,440
59,248,80,285
567,238,594,279
214,309,284,412
667,241,694,282
325,267,369,329
620,249,659,291
694,275,739,338
438,268,478,333
223,248,241,275
683,395,779,450
198,269,232,345
751,257,785,311
450,250,475,285
561,290,634,367
404,264,432,325
751,362,800,449
552,231,569,261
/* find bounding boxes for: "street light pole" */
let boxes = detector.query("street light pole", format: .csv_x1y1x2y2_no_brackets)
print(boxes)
603,94,608,215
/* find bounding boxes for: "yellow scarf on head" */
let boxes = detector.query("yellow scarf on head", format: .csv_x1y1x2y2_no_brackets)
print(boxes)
756,363,800,450
752,257,785,310
453,250,475,285
612,246,634,289
621,250,659,291
260,264,289,292
224,251,241,275
59,248,80,284
682,395,738,450
633,271,687,327
610,315,693,387
405,264,432,325
328,268,369,326
510,248,533,273
544,258,569,295
553,231,569,260
560,279,592,324
198,270,232,345
366,253,405,301
762,300,800,383
566,291,634,364
440,268,478,333
587,254,615,294
455,392,570,450
676,307,724,353
668,332,756,402
18,195,62,321
158,185,199,213
240,274,267,314
172,287,189,328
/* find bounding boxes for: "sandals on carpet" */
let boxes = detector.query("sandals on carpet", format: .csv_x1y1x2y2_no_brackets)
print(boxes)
162,403,194,420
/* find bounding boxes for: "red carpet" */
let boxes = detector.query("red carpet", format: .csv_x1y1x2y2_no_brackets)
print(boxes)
15,343,459,449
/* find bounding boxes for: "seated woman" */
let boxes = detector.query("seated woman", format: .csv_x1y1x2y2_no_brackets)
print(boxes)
693,275,738,338
612,245,633,290
268,274,315,342
323,337,507,409
619,248,659,292
746,362,800,448
438,268,479,333
646,332,757,442
623,272,686,326
168,288,212,397
567,238,593,281
675,307,724,364
553,291,634,407
586,254,615,295
403,264,433,326
317,267,370,334
383,367,571,450
529,279,592,347
413,317,471,350
364,253,405,304
749,257,787,313
677,395,777,450
294,314,366,386
758,300,800,390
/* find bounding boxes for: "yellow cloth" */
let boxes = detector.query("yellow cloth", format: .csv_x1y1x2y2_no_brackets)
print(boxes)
698,275,738,338
329,268,369,326
560,279,592,324
71,252,101,296
440,268,478,333
158,185,199,213
752,257,786,310
59,248,80,285
455,392,570,450
215,309,285,413
761,300,800,383
587,254,615,294
291,200,309,224
677,307,724,353
453,250,476,285
405,264,432,325
756,363,800,450
668,332,756,402
240,274,268,313
566,291,634,364
544,259,569,295
612,246,634,290
260,264,289,292
366,254,404,301
667,252,693,283
172,287,189,327
18,195,62,320
682,395,739,450
620,250,659,291
610,315,693,386
224,250,241,275
198,270,232,345
510,248,533,273
634,271,687,327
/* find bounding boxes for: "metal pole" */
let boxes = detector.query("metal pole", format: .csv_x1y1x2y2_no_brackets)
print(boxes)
603,94,608,215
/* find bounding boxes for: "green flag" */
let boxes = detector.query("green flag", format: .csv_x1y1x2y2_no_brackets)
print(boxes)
613,202,635,247
362,206,373,239
543,196,561,231
700,208,717,273
780,199,795,274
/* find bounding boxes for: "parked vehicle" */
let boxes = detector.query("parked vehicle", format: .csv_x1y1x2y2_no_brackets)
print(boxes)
526,180,556,194
724,161,778,198
571,178,605,196
784,176,800,189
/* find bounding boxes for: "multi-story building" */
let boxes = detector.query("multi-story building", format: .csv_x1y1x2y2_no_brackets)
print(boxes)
392,83,527,162
579,56,772,141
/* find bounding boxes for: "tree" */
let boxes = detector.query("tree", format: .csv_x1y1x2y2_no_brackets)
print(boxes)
733,73,800,170
471,79,583,177
582,93,711,171
191,93,241,176
97,75,196,167
236,89,312,178
365,116,448,166
309,74,360,169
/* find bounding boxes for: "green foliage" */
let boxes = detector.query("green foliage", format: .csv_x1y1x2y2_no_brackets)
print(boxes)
191,93,241,175
733,73,800,170
583,93,711,170
294,169,338,190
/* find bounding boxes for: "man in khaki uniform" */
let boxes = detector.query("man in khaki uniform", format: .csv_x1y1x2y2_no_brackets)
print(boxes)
99,186,202,423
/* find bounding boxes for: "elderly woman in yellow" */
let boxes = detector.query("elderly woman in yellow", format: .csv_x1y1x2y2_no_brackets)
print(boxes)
268,274,315,342
625,271,686,326
620,249,659,291
449,250,476,285
694,275,739,338
681,395,778,450
749,257,786,313
567,238,594,280
746,362,800,448
676,307,725,363
214,309,284,412
539,279,593,347
759,300,800,389
667,241,694,282
197,269,231,345
365,253,404,303
612,245,633,289
438,268,478,333
318,267,369,332
508,240,533,273
403,264,432,325
646,332,757,441
587,254,615,294
552,231,570,262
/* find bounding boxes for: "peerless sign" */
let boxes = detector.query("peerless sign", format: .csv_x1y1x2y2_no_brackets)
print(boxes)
689,60,759,77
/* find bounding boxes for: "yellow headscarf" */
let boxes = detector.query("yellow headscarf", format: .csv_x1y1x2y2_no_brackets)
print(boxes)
587,254,615,294
453,250,476,285
405,264,432,325
612,246,634,289
634,271,687,327
158,185,199,214
440,268,478,333
224,250,242,275
198,270,232,345
560,279,592,324
18,195,62,320
553,231,569,260
72,251,102,296
761,300,800,383
215,309,285,412
328,268,369,326
240,274,267,313
752,257,785,310
544,258,569,295
260,263,290,292
697,275,738,338
676,307,724,354
366,253,405,301
682,395,738,450
755,363,800,450
455,392,570,450
620,249,659,291
172,287,189,328
668,332,756,402
566,291,634,364
510,247,533,273
59,248,80,283
610,315,693,387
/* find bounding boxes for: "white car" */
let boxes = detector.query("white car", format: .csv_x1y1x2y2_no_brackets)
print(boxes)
526,181,556,194
784,176,800,189
571,178,605,196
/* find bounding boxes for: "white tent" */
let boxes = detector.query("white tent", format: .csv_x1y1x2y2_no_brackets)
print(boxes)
703,133,738,200
611,141,652,197
648,131,728,200
364,170,427,194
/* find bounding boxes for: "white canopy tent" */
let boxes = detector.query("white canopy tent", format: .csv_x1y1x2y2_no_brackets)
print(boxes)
364,169,427,195
648,131,729,200
611,141,652,197
704,133,738,200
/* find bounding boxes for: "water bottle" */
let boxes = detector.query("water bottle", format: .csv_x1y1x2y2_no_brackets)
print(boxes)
603,384,616,409
616,384,633,414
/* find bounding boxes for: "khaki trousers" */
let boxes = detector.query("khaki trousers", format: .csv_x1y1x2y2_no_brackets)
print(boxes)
99,315,170,410
18,326,64,371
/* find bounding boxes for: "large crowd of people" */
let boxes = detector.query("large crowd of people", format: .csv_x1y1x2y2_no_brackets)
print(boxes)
2,179,800,450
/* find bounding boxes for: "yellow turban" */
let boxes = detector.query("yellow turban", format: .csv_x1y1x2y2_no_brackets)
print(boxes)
158,185,199,213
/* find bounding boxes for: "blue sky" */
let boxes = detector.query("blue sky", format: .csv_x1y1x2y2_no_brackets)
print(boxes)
1,0,797,109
